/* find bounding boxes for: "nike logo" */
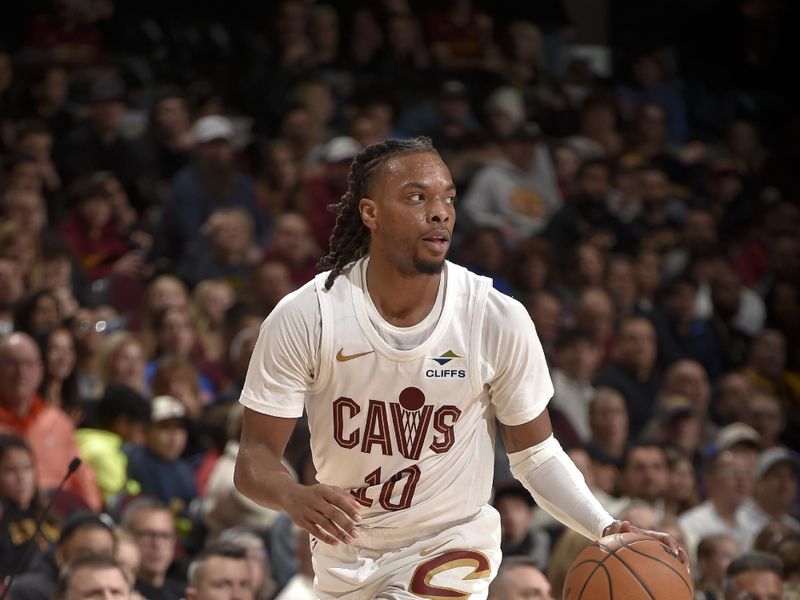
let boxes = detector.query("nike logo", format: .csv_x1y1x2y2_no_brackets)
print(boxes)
419,539,452,557
336,348,374,362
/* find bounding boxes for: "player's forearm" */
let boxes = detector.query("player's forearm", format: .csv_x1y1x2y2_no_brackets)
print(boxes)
233,445,299,512
508,434,615,540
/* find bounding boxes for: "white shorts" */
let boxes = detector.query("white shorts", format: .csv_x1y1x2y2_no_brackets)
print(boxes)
311,505,502,599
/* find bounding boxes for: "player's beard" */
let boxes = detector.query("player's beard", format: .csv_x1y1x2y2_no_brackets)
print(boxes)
413,254,446,275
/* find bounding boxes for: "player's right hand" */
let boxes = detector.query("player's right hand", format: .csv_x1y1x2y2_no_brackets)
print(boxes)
283,483,362,545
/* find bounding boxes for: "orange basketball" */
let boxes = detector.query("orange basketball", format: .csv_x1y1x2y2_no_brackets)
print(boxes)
563,532,693,600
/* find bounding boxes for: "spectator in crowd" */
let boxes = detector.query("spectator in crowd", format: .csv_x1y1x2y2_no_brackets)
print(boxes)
2,186,49,235
565,94,622,160
493,481,551,570
175,207,260,291
507,237,557,296
134,88,193,207
202,404,284,539
723,552,783,600
741,329,800,436
706,262,765,368
586,387,629,465
146,306,219,398
0,434,60,577
300,135,361,252
678,448,757,563
185,543,253,600
695,534,741,600
19,65,73,143
616,50,688,146
246,258,294,318
114,528,142,589
261,213,320,289
216,527,277,600
120,497,184,600
742,391,787,450
75,382,150,503
456,226,515,295
161,115,266,264
125,396,196,512
135,274,190,338
604,254,638,318
549,329,601,442
55,76,142,209
609,443,670,518
594,316,661,436
643,394,703,460
488,556,554,600
54,555,132,600
522,290,563,361
12,288,63,339
741,447,800,540
8,511,116,600
460,122,559,243
543,159,632,259
67,307,108,402
97,331,148,397
37,326,81,422
190,279,236,366
0,332,101,510
362,11,432,110
663,447,700,517
58,175,144,282
213,326,260,407
710,372,754,427
254,140,302,227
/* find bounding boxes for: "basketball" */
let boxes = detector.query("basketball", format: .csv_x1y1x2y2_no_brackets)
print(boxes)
563,532,693,600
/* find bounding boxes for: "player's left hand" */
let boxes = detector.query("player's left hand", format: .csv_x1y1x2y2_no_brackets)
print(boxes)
602,520,690,570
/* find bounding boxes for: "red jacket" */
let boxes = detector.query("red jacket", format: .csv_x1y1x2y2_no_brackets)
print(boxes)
0,396,102,511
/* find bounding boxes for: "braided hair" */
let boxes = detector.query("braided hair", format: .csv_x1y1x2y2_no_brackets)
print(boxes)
317,136,438,290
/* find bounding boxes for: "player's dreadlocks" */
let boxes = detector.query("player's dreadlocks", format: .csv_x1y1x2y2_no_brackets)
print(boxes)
317,136,438,290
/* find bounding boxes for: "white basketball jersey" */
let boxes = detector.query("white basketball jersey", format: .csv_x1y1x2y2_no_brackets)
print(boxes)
240,256,554,536
308,259,496,531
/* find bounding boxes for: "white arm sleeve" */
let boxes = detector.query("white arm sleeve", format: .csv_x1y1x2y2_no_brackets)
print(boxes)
509,434,615,541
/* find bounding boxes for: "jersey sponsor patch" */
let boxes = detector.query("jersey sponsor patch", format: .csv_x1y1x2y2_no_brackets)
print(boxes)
426,349,466,378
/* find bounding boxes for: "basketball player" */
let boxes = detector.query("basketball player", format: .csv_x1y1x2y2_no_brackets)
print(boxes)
234,137,683,599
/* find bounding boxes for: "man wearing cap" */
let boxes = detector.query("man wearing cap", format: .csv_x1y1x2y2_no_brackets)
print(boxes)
124,396,196,510
302,136,362,251
8,511,116,600
160,114,266,265
741,447,800,542
641,394,703,458
678,447,757,564
461,121,560,243
55,75,143,210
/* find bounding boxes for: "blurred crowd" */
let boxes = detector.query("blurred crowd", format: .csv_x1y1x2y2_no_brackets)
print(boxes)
0,0,798,599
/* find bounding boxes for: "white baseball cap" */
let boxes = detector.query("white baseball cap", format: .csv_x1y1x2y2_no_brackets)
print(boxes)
150,395,187,423
756,447,800,478
192,115,234,144
322,136,361,163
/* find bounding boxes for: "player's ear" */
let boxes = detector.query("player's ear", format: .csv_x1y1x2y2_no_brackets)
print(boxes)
359,197,378,230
